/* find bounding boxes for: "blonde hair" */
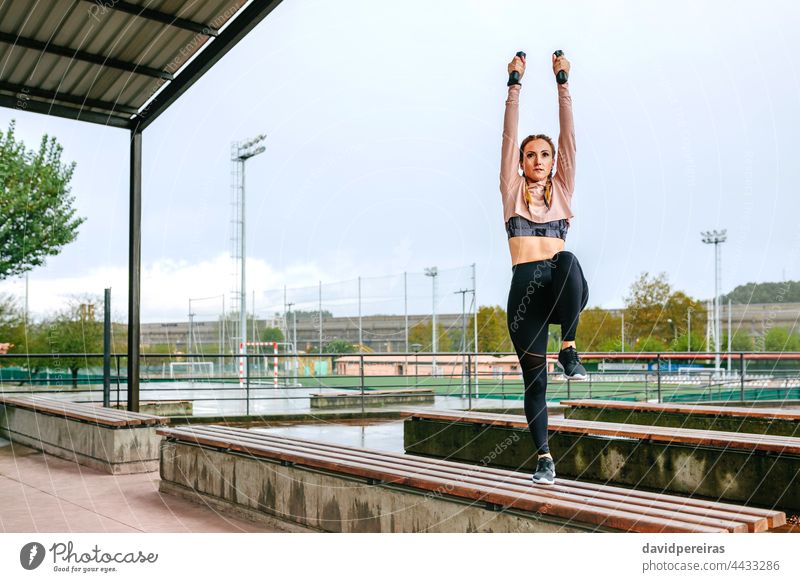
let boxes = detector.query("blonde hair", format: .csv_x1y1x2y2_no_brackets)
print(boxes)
519,134,556,208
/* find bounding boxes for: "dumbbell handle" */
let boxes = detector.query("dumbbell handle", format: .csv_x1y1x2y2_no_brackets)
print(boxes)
507,51,526,87
554,50,568,84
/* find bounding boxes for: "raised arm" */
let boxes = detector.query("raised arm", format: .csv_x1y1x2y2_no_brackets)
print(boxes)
553,57,575,198
500,83,522,195
500,54,525,201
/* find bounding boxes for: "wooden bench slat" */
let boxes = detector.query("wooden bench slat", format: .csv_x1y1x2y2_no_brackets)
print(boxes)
0,395,166,427
243,427,783,529
159,426,741,533
233,425,783,527
246,429,777,532
10,399,139,423
1,395,151,417
187,425,766,532
4,401,131,426
401,409,800,455
561,399,800,421
2,395,163,422
160,427,729,533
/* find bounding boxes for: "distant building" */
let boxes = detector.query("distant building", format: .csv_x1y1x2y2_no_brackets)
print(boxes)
135,302,800,353
334,353,556,377
140,312,467,353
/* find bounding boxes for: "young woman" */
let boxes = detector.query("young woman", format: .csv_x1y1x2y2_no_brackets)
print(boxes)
501,52,589,485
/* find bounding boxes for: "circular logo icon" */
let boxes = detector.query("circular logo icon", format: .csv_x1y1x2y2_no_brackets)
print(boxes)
20,542,46,570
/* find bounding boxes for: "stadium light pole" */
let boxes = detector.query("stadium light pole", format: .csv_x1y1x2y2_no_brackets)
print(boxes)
687,307,693,352
701,229,727,375
287,301,297,384
424,267,438,376
233,134,267,363
454,287,473,395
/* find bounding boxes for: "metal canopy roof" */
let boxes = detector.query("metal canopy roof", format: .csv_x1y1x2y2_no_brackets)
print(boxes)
0,0,283,130
0,0,285,411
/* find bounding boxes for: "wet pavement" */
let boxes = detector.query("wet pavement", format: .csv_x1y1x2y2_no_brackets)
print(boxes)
252,419,407,452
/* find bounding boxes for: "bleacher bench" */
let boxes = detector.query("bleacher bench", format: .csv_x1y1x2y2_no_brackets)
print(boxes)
401,409,800,512
561,399,800,437
157,424,785,533
309,388,435,409
0,395,168,474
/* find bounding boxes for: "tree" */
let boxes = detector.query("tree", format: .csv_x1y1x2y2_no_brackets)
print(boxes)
598,336,626,352
763,327,800,352
623,273,706,349
576,307,622,352
0,120,85,280
723,280,800,304
623,272,671,346
670,332,708,352
323,339,356,354
41,297,104,387
260,327,284,343
470,305,513,353
0,293,25,352
408,321,454,352
719,331,755,352
635,336,669,352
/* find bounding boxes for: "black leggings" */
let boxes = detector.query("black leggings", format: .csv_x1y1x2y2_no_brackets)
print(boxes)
506,250,589,455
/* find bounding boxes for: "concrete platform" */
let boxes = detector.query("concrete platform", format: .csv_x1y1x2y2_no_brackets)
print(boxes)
112,400,193,416
159,437,603,532
310,389,435,409
0,403,163,474
403,414,800,513
0,439,292,532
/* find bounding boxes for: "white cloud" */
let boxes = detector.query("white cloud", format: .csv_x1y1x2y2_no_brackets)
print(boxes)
0,254,329,324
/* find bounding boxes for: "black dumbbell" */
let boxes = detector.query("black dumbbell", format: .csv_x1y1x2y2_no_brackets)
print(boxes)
554,50,568,84
507,51,526,86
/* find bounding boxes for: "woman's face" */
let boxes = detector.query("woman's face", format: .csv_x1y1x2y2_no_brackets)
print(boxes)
520,138,554,182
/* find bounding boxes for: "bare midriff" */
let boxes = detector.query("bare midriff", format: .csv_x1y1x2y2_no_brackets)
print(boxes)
509,236,565,265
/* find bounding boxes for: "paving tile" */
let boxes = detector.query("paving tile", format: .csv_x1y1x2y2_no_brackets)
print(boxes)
0,442,282,533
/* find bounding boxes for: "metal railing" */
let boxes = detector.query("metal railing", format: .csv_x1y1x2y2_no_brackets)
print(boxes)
1,351,799,415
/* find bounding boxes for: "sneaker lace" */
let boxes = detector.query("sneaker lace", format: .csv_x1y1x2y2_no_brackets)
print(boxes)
567,348,581,364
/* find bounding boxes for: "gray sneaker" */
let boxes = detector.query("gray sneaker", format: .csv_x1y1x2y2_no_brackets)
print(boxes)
558,346,588,380
532,456,556,485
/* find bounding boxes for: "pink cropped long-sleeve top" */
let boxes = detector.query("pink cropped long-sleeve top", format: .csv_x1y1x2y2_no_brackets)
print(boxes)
500,82,576,239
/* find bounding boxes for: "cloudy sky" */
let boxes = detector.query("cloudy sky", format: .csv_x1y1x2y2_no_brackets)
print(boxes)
1,0,799,324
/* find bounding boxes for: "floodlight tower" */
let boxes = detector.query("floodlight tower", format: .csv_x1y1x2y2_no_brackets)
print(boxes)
424,267,438,376
231,134,267,361
701,229,727,375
